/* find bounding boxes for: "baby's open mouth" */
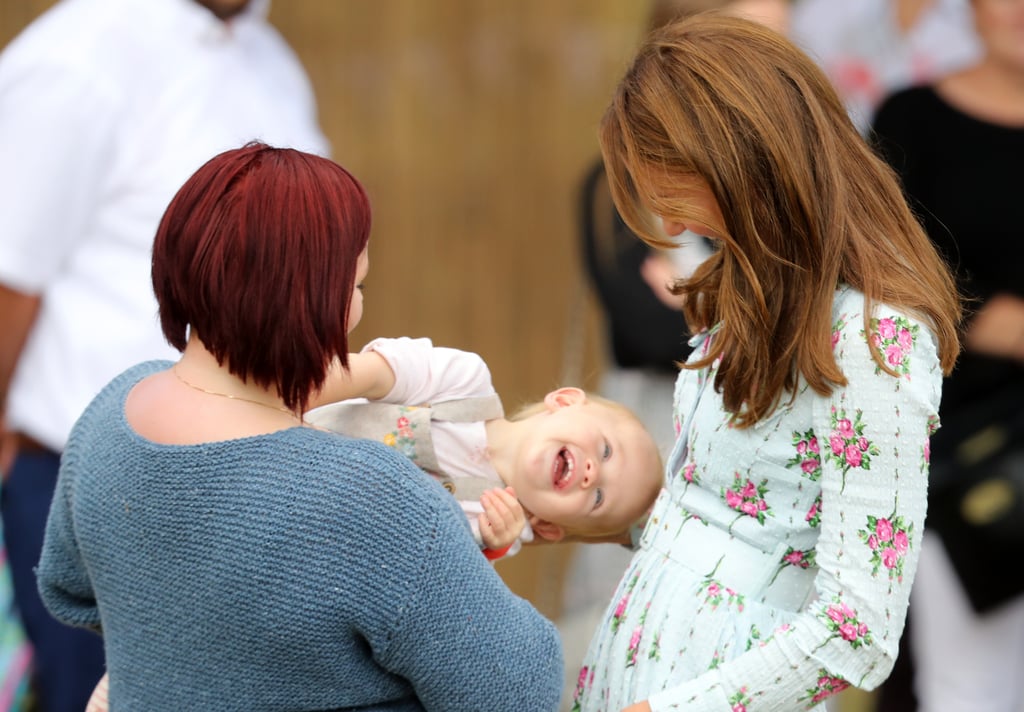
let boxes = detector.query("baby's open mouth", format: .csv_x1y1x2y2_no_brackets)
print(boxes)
553,447,575,489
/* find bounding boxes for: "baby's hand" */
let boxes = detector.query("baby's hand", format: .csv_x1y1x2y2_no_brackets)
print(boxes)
479,486,525,552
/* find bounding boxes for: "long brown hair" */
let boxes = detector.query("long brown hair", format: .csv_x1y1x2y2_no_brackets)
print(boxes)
599,14,961,427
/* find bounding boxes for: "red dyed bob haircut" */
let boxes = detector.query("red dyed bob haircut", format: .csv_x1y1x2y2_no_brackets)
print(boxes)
152,142,371,413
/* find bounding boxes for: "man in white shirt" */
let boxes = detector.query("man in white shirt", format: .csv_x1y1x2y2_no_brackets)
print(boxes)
0,1,328,709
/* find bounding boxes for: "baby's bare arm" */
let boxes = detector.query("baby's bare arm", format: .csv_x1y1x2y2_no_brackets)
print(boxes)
308,351,396,409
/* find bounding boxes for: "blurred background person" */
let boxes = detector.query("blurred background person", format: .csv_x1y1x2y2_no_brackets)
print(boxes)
0,0,327,709
871,0,1024,710
790,0,981,135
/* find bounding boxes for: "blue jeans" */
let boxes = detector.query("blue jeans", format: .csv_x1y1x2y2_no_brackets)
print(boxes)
2,449,104,712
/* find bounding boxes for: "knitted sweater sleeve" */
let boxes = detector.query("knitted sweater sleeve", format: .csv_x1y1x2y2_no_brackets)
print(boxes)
36,438,102,632
372,486,564,711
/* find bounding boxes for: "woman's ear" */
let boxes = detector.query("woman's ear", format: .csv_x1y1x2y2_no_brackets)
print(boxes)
542,386,587,412
529,515,566,543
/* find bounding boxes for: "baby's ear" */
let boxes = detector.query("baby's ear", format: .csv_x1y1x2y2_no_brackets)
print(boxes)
542,386,586,411
529,515,566,542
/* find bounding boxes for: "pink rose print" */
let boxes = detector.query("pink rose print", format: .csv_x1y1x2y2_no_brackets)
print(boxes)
878,317,896,341
864,315,919,377
770,547,818,586
728,686,753,712
722,473,771,524
625,603,650,668
611,573,639,633
922,414,939,472
569,666,595,712
859,513,914,582
876,518,893,542
806,495,823,528
819,598,873,649
826,406,880,489
770,545,819,585
681,461,699,484
788,429,822,480
799,669,850,709
708,648,723,671
831,314,848,350
626,625,643,667
701,578,745,611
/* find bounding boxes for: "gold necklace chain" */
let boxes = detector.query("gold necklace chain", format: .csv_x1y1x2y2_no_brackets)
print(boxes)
172,366,300,421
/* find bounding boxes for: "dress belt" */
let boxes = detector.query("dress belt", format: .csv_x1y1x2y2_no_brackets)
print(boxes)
641,491,818,613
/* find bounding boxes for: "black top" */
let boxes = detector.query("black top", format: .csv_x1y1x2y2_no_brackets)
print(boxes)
871,86,1024,417
579,159,693,374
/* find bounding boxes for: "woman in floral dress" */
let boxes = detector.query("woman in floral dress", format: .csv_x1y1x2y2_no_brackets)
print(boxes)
572,15,962,712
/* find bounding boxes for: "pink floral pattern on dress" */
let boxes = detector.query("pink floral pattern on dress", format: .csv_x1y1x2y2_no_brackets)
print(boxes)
680,461,700,485
922,414,940,472
819,599,873,649
770,546,818,586
827,406,880,489
569,293,939,712
865,315,919,377
799,669,850,709
701,579,745,612
728,686,753,712
722,473,770,524
611,573,639,634
625,603,650,668
708,648,724,671
569,665,594,712
648,629,661,663
831,314,848,350
806,495,823,528
859,513,912,582
788,429,822,480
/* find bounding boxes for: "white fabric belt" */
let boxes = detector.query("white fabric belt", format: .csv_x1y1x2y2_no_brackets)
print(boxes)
640,491,817,613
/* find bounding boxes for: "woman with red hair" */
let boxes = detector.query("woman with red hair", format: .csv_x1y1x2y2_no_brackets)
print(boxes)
35,142,563,711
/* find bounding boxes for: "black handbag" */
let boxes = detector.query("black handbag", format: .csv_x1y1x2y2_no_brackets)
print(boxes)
926,382,1024,614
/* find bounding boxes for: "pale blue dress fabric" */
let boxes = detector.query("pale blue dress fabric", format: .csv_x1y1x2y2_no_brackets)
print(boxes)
573,287,942,711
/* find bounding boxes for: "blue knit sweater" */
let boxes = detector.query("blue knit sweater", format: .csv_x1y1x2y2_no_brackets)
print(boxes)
37,361,563,711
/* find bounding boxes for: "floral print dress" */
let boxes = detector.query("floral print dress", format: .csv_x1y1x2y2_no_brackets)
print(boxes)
573,287,941,711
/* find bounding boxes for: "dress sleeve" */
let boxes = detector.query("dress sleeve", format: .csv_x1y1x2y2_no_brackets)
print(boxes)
362,337,496,405
648,307,941,711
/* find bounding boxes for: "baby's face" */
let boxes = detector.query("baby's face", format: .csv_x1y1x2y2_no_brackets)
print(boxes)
511,400,663,536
